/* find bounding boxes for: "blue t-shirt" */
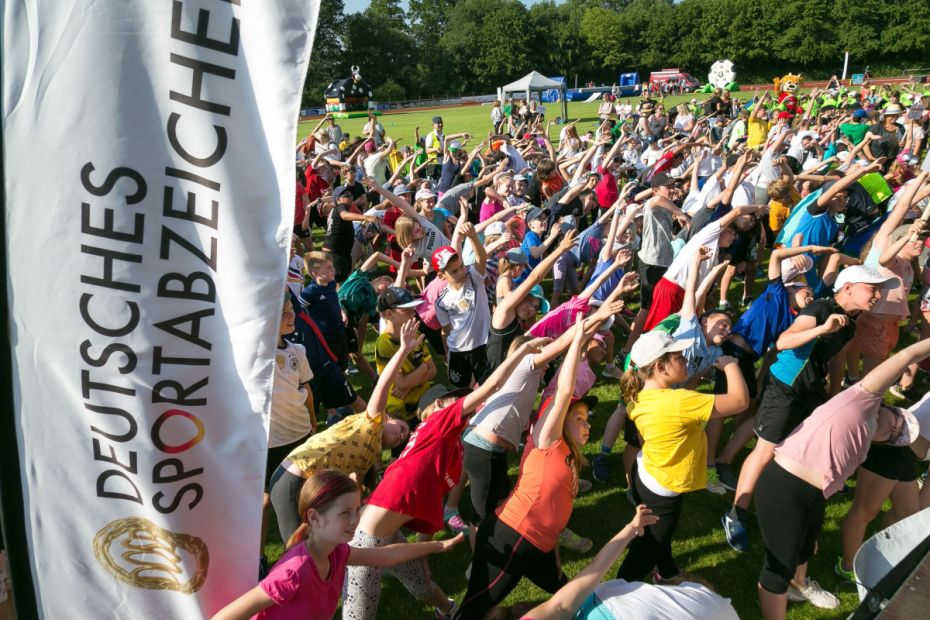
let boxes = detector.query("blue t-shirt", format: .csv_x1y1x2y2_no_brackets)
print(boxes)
521,230,544,269
732,279,795,359
572,222,604,264
673,314,722,383
775,188,822,246
516,230,544,285
298,280,342,337
590,256,624,303
769,297,855,389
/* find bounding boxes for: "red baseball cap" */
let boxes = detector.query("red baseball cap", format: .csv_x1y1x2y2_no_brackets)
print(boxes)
431,246,458,272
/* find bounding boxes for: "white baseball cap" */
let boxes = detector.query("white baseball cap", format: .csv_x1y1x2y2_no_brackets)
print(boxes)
415,188,436,201
629,331,693,368
780,255,814,283
833,264,900,292
484,221,506,236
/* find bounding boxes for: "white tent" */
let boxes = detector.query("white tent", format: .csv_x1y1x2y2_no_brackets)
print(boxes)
499,71,568,123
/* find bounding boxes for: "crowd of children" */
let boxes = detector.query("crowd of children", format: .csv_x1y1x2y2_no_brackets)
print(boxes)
216,82,930,619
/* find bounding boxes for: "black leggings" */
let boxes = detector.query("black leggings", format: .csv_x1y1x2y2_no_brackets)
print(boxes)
455,516,567,620
462,440,511,526
756,460,825,594
268,467,306,544
616,461,685,581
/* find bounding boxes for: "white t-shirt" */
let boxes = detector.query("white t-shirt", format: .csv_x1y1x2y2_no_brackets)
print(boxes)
499,142,529,173
363,150,389,182
663,222,723,288
683,175,720,216
270,341,315,448
434,266,491,352
582,579,738,620
641,146,664,168
721,172,754,208
413,214,450,266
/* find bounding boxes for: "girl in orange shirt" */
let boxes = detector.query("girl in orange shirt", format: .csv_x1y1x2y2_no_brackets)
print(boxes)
455,316,612,619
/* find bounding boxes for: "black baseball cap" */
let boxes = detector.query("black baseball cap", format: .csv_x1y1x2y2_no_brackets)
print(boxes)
650,172,675,188
526,206,550,222
377,286,424,313
432,116,443,124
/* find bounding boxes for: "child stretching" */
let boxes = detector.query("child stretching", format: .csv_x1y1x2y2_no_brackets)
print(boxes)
617,331,748,583
212,470,462,620
456,315,605,619
343,327,539,620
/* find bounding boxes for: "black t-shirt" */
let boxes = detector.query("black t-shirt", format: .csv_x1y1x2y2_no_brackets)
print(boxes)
546,186,584,227
323,203,356,254
868,122,903,160
345,181,366,202
704,96,723,116
437,160,462,193
784,298,855,390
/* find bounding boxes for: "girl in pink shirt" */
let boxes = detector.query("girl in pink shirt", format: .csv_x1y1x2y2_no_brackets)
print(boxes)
211,469,462,620
754,340,925,620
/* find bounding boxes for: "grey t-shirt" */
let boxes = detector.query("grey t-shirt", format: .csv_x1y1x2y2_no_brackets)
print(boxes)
437,182,475,212
471,356,542,449
638,202,675,267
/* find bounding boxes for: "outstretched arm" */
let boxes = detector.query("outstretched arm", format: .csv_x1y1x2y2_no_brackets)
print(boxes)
768,244,836,281
680,246,711,321
860,338,930,395
366,319,421,420
497,231,577,322
536,316,589,449
520,506,658,620
349,533,464,567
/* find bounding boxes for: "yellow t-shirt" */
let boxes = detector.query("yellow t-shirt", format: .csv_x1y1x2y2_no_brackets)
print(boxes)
768,188,801,233
747,117,770,150
285,412,384,480
628,389,715,493
375,333,433,419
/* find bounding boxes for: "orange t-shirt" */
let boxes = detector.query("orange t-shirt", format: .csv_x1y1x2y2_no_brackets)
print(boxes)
497,439,577,552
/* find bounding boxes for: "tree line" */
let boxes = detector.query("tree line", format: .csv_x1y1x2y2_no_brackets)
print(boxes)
303,0,930,107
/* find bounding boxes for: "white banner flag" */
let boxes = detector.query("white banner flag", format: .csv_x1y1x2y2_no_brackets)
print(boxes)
3,1,318,617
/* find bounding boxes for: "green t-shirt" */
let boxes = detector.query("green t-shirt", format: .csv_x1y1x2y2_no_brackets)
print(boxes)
839,123,869,145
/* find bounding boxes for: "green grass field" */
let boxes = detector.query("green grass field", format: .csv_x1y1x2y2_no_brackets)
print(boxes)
297,95,716,149
278,99,926,619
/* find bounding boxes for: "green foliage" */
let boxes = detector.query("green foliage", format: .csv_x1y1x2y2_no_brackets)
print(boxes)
374,78,406,102
302,0,930,106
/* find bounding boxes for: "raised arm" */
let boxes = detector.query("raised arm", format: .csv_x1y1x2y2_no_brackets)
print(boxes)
461,338,548,414
710,356,750,418
680,246,711,320
366,319,421,420
768,244,836,281
817,160,883,208
874,171,929,250
363,176,418,220
497,232,577,322
521,505,657,620
536,316,589,449
860,338,930,395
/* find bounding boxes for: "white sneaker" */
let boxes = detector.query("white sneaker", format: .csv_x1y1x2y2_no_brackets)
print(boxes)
705,468,727,495
787,578,839,609
602,364,623,379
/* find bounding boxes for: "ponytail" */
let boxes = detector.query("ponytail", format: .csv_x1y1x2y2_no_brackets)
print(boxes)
286,469,359,550
286,523,310,550
620,366,645,405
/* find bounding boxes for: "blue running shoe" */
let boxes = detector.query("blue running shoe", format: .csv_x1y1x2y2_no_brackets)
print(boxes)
721,513,750,553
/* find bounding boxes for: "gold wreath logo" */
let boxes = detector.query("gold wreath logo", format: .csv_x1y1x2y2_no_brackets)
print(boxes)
93,517,209,594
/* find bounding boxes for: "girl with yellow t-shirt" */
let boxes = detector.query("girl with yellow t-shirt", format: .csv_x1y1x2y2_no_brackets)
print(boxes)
616,331,749,583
